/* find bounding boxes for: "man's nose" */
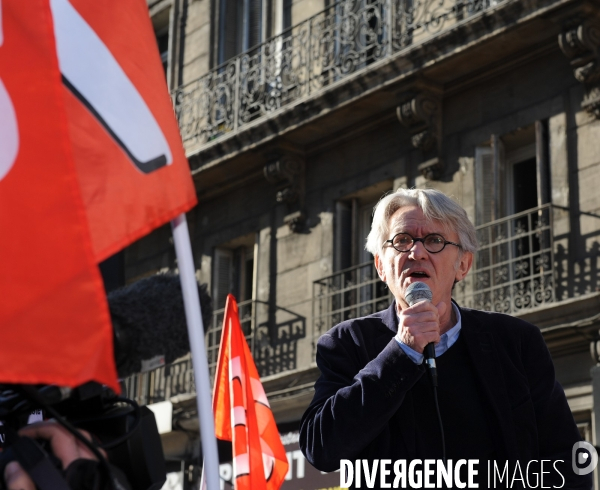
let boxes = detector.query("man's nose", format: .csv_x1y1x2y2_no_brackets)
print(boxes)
408,240,428,259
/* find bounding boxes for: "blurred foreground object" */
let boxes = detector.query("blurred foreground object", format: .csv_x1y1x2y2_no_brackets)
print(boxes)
0,0,196,393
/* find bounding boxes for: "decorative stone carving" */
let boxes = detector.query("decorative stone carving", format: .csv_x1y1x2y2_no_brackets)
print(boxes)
283,210,305,233
418,158,443,181
559,19,600,118
396,91,443,179
396,93,440,152
263,153,306,232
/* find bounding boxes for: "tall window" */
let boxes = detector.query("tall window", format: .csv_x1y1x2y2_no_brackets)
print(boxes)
469,123,553,314
218,0,264,64
474,123,549,224
213,235,256,310
328,183,392,320
152,7,171,84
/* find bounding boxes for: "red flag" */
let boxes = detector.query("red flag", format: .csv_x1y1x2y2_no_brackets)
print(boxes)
0,0,118,391
51,0,197,262
213,295,289,490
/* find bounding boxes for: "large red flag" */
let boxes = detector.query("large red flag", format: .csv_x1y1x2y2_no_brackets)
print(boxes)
213,295,289,490
50,0,197,262
0,0,118,390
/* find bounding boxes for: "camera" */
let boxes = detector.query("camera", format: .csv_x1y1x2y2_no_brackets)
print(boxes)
0,382,166,490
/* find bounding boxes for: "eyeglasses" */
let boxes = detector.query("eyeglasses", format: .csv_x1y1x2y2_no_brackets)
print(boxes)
384,233,461,254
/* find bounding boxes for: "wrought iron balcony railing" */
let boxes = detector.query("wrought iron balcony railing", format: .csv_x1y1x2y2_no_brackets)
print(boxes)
313,205,567,343
313,261,392,339
123,299,258,406
174,0,504,150
124,206,568,406
122,356,194,407
124,299,307,405
454,204,557,315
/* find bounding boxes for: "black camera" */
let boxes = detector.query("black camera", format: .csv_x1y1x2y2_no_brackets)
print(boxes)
0,382,166,490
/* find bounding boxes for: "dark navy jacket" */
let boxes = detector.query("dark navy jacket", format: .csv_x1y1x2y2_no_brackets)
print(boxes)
300,302,591,489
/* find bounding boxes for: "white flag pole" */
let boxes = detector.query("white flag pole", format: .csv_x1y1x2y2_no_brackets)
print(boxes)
171,213,220,490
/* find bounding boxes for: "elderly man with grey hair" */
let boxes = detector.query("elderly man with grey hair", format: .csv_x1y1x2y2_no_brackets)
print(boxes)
300,188,591,489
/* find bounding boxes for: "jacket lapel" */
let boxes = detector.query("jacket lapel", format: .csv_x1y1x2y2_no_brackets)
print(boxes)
460,307,520,460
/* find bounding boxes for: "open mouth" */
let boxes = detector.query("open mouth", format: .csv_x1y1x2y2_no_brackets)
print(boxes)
408,271,430,278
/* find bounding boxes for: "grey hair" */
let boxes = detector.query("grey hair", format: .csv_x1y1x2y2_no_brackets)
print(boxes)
365,188,478,256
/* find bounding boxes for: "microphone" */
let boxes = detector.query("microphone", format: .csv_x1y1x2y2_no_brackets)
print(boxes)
107,273,212,378
405,282,437,387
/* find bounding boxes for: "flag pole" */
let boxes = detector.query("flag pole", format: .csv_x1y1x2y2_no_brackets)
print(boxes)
171,213,220,490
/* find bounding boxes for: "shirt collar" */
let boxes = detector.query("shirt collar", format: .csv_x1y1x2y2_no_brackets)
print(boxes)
444,302,462,349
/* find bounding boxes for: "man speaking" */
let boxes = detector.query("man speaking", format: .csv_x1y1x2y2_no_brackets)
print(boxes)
300,188,592,489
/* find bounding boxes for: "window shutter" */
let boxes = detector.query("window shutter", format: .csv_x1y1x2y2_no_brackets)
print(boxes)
357,202,374,264
475,146,495,226
213,248,234,310
248,0,263,49
335,201,352,271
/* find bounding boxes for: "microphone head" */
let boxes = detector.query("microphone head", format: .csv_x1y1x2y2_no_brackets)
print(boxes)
405,281,432,306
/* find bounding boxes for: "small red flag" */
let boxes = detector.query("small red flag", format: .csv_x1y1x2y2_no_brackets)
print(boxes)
0,0,118,391
213,295,289,490
51,0,197,262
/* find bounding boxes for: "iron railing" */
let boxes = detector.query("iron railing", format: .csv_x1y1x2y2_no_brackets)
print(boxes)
454,204,556,314
123,299,307,405
124,299,258,406
313,261,392,339
313,205,560,344
173,0,504,150
122,356,194,407
125,206,560,406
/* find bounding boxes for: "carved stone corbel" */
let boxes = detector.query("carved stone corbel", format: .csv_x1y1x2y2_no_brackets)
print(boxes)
559,19,600,118
418,157,443,181
396,92,443,180
263,153,306,232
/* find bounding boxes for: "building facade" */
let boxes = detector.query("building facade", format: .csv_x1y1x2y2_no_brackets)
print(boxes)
127,0,600,487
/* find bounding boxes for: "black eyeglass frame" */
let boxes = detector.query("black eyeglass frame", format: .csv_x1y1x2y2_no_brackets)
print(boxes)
384,233,462,254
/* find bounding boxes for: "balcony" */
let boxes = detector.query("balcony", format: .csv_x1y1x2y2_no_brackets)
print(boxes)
313,261,392,339
313,205,598,341
174,0,505,154
124,206,598,405
124,299,306,405
454,204,558,315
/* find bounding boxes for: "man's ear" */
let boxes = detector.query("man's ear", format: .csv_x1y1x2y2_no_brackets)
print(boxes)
374,254,386,283
455,251,473,282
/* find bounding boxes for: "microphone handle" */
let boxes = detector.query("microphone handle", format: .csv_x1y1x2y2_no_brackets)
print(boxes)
424,342,435,360
424,342,438,387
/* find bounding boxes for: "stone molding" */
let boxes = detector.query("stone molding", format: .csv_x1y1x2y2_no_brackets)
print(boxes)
559,19,600,118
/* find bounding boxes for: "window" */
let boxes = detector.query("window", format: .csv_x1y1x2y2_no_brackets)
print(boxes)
474,122,549,225
325,182,392,320
156,27,169,76
151,7,171,84
469,123,553,313
209,234,257,375
334,181,393,270
217,0,264,64
335,199,377,270
212,234,256,310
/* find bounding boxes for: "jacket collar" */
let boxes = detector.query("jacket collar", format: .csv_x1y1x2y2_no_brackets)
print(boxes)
381,300,399,334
